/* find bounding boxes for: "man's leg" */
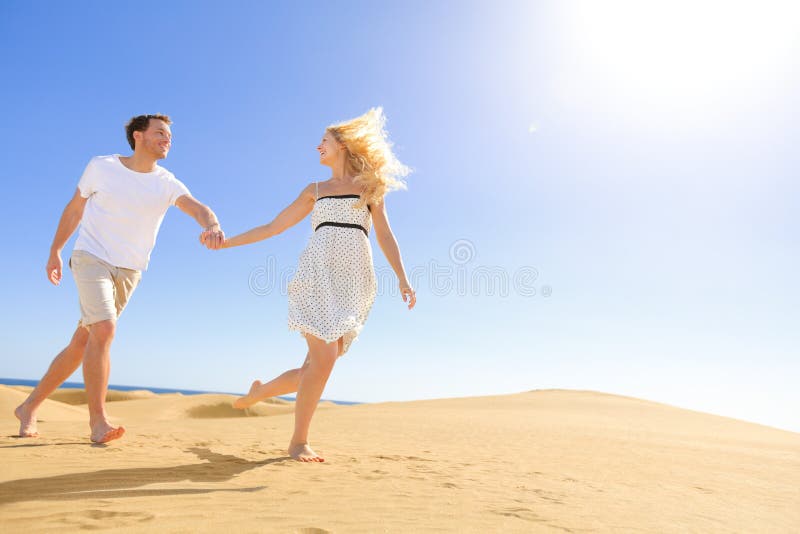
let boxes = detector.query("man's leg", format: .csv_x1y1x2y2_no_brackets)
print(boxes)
68,252,138,443
82,319,124,443
14,325,90,437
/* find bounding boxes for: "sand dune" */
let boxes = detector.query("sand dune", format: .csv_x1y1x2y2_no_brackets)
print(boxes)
7,386,163,405
106,393,299,421
0,385,86,423
1,385,798,532
49,388,160,405
1,387,331,423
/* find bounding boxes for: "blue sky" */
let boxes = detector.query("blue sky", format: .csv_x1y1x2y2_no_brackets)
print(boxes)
1,1,798,432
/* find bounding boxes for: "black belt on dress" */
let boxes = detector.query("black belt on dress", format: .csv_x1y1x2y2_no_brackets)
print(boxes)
315,221,369,236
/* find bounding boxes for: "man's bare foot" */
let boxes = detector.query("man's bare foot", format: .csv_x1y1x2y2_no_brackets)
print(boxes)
233,380,263,409
90,422,125,443
14,403,39,438
289,442,324,462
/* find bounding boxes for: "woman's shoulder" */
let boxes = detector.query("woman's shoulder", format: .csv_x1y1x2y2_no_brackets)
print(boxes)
285,182,318,205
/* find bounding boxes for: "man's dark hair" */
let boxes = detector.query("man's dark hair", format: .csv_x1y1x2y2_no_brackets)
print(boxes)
125,114,172,150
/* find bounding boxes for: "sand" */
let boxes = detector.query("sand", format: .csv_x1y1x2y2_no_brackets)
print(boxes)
1,384,798,533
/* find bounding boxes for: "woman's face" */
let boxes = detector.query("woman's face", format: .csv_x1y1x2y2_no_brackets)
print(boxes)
317,131,344,167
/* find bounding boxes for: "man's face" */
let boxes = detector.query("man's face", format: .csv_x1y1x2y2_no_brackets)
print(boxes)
136,119,172,159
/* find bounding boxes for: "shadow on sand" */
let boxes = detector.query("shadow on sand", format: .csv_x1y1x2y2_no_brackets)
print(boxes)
0,448,288,504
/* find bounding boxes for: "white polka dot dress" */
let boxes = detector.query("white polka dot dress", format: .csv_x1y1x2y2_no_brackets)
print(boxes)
287,183,378,354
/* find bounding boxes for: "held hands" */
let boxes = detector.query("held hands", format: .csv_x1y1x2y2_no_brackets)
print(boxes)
400,283,416,310
46,251,63,285
199,224,225,250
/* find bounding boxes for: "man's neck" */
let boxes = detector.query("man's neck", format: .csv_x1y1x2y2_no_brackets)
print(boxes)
120,152,158,173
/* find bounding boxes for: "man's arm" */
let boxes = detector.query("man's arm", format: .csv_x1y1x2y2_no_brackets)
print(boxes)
174,194,224,249
47,188,88,286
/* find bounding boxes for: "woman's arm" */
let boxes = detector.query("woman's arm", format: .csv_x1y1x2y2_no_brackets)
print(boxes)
221,184,316,249
372,198,417,309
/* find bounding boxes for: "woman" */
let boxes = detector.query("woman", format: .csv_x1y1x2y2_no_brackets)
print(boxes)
213,108,416,462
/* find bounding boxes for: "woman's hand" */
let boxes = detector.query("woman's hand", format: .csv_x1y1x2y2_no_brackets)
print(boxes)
400,283,416,310
200,226,225,250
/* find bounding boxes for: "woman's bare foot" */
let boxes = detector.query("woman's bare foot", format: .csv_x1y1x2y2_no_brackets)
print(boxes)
90,421,125,443
233,380,264,409
14,403,39,438
289,442,324,462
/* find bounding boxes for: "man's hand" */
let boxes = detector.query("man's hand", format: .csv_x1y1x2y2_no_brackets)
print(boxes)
46,251,63,285
175,195,225,250
200,226,225,250
45,188,87,286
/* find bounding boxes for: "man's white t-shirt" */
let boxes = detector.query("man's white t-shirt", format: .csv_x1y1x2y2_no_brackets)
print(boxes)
73,155,191,271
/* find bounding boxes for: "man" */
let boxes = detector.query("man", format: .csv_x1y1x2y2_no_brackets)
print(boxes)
14,114,225,443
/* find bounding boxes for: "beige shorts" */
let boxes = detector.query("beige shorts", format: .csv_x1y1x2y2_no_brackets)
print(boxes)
70,250,141,327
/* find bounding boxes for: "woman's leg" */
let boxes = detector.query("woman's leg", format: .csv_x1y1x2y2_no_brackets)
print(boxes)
233,353,310,409
289,335,339,462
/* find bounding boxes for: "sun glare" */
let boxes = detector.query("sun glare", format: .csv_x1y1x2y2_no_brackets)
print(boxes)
559,0,799,120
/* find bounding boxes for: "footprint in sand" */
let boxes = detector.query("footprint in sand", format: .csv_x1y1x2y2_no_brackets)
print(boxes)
50,509,155,529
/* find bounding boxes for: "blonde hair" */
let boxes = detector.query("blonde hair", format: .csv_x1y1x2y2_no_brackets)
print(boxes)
326,107,410,208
